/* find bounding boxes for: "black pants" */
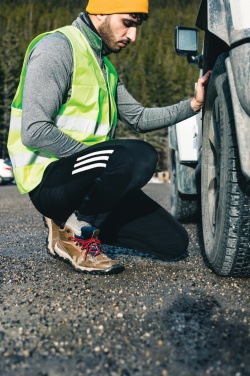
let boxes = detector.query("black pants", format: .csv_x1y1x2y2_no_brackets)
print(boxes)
29,139,189,260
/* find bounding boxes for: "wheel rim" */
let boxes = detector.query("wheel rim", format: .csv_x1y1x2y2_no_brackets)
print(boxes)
207,97,221,236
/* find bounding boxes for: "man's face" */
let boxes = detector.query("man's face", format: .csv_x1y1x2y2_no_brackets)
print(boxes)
98,14,142,53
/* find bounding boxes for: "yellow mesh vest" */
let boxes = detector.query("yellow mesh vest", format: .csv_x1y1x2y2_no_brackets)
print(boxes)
8,26,118,194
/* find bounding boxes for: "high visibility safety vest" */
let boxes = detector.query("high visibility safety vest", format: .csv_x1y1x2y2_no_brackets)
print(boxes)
8,26,118,194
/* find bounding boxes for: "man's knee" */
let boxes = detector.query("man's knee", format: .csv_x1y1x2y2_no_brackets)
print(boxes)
107,140,157,188
151,224,189,261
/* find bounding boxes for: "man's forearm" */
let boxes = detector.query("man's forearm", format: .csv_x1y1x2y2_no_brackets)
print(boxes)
117,81,197,133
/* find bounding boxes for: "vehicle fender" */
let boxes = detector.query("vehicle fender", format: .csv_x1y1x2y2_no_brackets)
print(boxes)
230,44,250,117
196,0,228,44
196,0,250,46
175,115,200,163
175,157,198,195
170,115,201,194
225,55,250,180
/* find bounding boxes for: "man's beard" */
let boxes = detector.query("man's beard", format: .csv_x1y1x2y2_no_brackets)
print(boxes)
99,16,129,53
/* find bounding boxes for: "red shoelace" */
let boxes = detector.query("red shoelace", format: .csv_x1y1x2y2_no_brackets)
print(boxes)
70,236,102,260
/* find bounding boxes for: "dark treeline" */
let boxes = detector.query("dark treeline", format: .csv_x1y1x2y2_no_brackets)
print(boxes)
0,0,201,167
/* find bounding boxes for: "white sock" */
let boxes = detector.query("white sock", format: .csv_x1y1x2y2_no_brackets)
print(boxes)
65,213,90,236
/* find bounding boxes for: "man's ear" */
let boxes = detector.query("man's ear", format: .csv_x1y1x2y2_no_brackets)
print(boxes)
88,14,107,30
96,14,108,22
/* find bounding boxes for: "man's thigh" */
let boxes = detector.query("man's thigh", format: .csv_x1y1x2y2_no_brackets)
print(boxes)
29,139,156,221
29,143,117,220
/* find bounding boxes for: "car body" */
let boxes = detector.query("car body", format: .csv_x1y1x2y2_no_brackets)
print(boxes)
169,0,250,277
0,158,14,185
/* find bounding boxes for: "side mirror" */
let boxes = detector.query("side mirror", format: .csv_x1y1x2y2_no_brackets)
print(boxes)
174,26,199,56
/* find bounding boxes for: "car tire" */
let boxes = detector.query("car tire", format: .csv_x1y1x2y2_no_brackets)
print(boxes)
201,53,250,277
170,150,199,222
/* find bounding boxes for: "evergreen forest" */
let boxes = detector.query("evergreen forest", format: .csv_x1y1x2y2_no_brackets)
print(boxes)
0,0,202,168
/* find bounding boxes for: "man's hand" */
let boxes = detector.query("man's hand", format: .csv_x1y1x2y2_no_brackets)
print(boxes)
191,70,212,112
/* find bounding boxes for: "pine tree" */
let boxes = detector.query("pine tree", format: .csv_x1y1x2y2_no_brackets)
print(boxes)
0,23,23,158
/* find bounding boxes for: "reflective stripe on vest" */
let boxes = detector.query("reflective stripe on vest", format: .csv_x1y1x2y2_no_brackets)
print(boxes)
8,26,118,194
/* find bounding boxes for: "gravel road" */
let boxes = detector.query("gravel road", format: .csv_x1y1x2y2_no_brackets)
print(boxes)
0,183,249,376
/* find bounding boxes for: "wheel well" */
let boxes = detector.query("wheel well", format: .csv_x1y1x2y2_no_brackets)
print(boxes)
203,31,229,72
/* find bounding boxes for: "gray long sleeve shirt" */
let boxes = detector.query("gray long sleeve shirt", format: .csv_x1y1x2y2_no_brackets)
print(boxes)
21,13,197,159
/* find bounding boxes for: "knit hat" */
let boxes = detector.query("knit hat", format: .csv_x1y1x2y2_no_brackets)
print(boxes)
86,0,149,15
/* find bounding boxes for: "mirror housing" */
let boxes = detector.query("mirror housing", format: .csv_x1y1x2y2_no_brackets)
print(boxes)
174,26,202,67
175,26,199,56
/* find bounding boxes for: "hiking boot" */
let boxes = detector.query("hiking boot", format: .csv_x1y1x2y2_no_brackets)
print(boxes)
43,216,59,256
55,225,124,274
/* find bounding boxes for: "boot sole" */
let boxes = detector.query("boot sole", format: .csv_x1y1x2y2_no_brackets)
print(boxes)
54,243,124,275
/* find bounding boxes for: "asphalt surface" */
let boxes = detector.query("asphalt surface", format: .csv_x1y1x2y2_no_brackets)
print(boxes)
0,183,249,376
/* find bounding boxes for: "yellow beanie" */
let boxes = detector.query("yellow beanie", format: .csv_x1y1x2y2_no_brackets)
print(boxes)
86,0,149,15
